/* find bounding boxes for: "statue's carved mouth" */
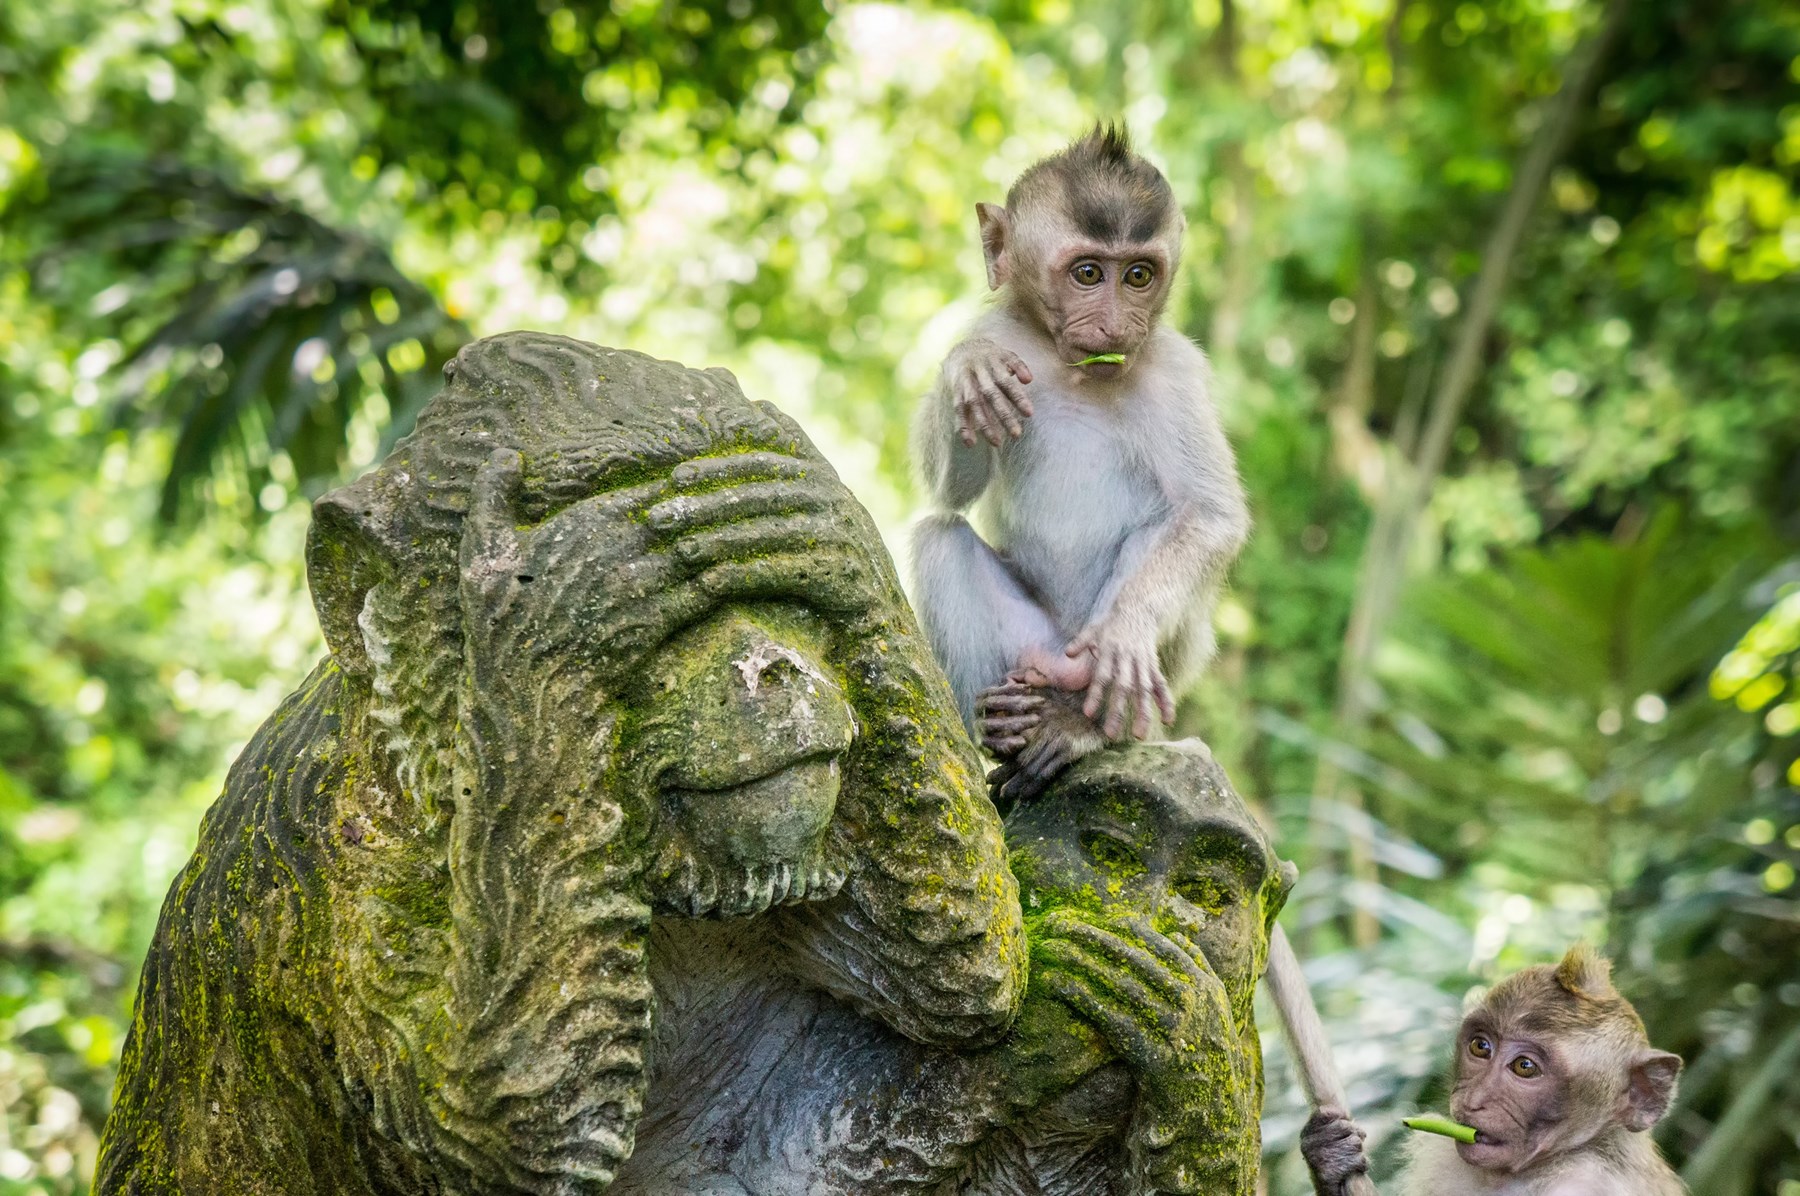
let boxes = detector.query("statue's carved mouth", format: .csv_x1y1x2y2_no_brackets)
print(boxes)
661,753,849,917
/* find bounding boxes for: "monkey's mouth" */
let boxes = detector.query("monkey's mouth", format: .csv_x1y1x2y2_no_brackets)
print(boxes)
1453,1125,1512,1166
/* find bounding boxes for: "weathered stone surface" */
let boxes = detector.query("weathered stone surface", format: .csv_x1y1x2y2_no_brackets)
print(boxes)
95,331,1281,1196
617,739,1291,1196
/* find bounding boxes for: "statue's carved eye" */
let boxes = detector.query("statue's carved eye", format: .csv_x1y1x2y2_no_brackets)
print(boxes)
1080,830,1146,880
1175,875,1232,915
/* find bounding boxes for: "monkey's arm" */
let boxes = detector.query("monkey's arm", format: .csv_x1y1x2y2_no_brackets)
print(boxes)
1034,913,1260,1196
1072,365,1248,735
916,315,1040,506
431,450,658,1191
755,409,1027,1046
784,600,1028,1045
914,364,995,509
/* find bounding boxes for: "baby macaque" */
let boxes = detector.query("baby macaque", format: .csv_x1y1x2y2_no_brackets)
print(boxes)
911,124,1249,801
1303,943,1687,1195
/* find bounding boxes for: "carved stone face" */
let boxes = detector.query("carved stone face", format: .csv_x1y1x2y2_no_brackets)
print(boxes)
1006,742,1293,1021
623,609,856,919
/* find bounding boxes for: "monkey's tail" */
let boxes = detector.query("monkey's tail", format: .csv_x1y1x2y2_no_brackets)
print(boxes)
1265,924,1380,1196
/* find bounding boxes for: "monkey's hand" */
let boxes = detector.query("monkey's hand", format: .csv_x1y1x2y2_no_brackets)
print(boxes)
1035,912,1256,1195
1065,616,1175,741
1300,1107,1370,1196
945,337,1034,447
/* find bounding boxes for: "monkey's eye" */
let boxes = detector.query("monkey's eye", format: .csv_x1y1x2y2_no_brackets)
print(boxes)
1509,1055,1542,1079
1071,261,1103,286
1124,262,1155,289
1469,1036,1494,1060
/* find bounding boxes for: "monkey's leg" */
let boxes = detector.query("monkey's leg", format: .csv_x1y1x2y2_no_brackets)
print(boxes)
912,513,1064,730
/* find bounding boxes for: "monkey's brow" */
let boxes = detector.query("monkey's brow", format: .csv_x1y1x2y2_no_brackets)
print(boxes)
1058,240,1167,262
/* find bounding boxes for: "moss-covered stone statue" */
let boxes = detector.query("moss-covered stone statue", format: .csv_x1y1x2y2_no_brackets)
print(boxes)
617,740,1293,1196
96,332,1283,1196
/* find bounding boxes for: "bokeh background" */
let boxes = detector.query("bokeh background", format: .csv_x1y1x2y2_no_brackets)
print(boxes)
1,0,1797,1191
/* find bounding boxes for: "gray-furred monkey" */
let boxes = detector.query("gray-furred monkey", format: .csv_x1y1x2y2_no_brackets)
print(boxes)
1302,944,1687,1196
912,124,1249,800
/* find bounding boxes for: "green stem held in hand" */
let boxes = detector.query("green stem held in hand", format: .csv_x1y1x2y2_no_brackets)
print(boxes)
1404,1115,1478,1144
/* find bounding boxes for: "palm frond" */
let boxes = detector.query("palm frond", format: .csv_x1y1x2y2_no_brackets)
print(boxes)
27,151,468,522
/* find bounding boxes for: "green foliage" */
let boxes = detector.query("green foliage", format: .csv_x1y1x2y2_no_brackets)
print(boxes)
0,0,1796,1191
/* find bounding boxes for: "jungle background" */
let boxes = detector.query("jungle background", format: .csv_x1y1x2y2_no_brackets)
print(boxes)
0,0,1796,1191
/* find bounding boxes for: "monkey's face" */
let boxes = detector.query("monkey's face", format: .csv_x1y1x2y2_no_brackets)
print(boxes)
1447,1014,1615,1173
624,609,856,918
1009,210,1180,376
1449,970,1682,1174
1005,747,1291,1019
1029,238,1175,371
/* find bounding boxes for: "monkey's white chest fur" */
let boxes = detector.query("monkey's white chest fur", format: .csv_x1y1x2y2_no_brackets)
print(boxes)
986,387,1166,631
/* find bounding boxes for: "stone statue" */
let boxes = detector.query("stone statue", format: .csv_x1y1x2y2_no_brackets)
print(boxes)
616,740,1292,1196
95,332,1282,1196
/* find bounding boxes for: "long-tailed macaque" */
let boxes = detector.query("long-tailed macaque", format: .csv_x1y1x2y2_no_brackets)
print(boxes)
1303,944,1687,1195
911,124,1250,801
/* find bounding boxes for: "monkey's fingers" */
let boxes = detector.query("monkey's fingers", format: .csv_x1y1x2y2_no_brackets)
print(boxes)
1103,663,1135,740
1124,659,1155,741
981,715,1041,736
1150,664,1177,726
985,760,1020,795
1082,645,1119,720
460,449,527,611
644,479,828,534
1001,349,1033,387
985,364,1033,424
977,689,1045,716
1035,940,1176,1033
983,733,1029,756
955,376,1008,447
1038,970,1162,1072
693,553,870,615
1118,916,1216,994
976,368,1026,439
668,451,814,490
1046,921,1195,1012
1007,729,1077,802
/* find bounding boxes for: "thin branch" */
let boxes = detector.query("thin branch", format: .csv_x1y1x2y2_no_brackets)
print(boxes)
1310,0,1635,946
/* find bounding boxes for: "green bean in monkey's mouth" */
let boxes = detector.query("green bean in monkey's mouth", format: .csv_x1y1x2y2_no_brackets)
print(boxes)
1403,1115,1479,1144
1069,353,1127,366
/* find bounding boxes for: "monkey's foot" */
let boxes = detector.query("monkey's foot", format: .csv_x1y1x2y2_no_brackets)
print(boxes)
1012,645,1095,694
976,679,1046,757
986,692,1106,808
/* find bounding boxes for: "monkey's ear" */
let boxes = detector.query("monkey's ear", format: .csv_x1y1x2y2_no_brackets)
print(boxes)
1265,859,1299,927
975,202,1011,291
306,473,404,677
1554,941,1616,999
1623,1050,1681,1131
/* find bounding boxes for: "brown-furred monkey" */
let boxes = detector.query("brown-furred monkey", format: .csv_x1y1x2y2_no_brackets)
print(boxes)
911,124,1249,803
1303,944,1687,1196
